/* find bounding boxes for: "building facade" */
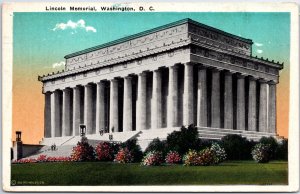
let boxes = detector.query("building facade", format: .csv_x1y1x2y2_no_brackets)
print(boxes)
38,18,283,147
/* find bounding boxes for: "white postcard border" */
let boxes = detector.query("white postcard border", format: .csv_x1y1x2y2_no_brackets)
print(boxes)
2,2,299,192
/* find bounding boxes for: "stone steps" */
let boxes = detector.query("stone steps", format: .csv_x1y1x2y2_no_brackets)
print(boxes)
198,127,276,141
41,131,141,146
24,145,75,159
28,127,277,158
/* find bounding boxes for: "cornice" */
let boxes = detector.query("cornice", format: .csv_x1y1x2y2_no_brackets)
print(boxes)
64,18,252,59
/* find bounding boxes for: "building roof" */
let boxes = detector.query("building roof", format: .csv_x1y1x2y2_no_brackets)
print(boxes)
64,18,253,59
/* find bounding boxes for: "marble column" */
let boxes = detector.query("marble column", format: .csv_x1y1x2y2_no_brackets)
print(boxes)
224,71,233,129
84,84,93,134
211,69,221,128
51,90,62,137
109,79,119,132
62,88,72,136
137,72,147,130
183,63,194,125
151,69,162,129
96,81,106,132
236,74,246,130
268,81,276,134
123,77,133,131
248,77,257,131
197,67,207,127
167,66,179,127
259,79,268,132
73,86,81,136
44,92,51,138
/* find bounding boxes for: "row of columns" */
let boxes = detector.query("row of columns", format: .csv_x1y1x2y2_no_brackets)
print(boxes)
44,63,277,138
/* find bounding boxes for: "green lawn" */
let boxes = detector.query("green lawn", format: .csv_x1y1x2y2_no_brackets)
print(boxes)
11,161,288,186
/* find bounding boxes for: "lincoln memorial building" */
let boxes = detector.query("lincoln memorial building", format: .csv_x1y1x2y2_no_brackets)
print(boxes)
38,18,283,148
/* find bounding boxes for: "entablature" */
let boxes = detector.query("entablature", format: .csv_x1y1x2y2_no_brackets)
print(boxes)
190,45,282,83
188,23,252,56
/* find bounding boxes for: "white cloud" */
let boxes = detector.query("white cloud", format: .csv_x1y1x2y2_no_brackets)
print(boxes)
254,42,263,47
52,19,96,33
85,26,97,32
52,61,65,68
256,49,263,54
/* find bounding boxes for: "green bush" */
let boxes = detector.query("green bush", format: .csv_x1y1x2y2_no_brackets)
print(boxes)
259,136,278,160
144,138,167,157
166,124,201,155
251,143,271,163
198,139,219,150
221,134,255,160
120,138,143,162
276,139,288,160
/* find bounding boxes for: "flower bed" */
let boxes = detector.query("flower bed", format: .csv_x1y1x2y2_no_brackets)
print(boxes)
13,158,37,164
44,156,71,162
13,155,71,164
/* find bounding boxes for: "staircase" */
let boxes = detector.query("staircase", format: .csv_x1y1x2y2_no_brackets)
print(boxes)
23,145,75,159
25,127,278,159
197,127,276,141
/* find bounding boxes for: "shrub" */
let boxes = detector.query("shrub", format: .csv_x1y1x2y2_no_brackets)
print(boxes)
70,141,95,162
141,151,163,166
121,138,143,162
251,143,271,163
114,148,133,163
198,139,218,150
183,149,199,166
277,139,288,160
95,142,115,161
259,136,278,160
210,143,227,164
221,134,255,160
144,138,167,157
198,148,215,166
165,151,182,164
166,124,201,155
183,146,226,166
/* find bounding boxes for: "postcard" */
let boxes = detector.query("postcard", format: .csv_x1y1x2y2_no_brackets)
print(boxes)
2,2,299,192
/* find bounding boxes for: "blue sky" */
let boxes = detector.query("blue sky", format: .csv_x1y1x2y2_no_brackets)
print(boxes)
13,12,290,73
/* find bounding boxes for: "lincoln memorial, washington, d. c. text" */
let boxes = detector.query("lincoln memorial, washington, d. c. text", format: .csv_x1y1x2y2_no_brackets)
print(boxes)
38,18,283,149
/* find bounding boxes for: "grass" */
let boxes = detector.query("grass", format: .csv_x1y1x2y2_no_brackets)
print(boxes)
11,160,288,186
